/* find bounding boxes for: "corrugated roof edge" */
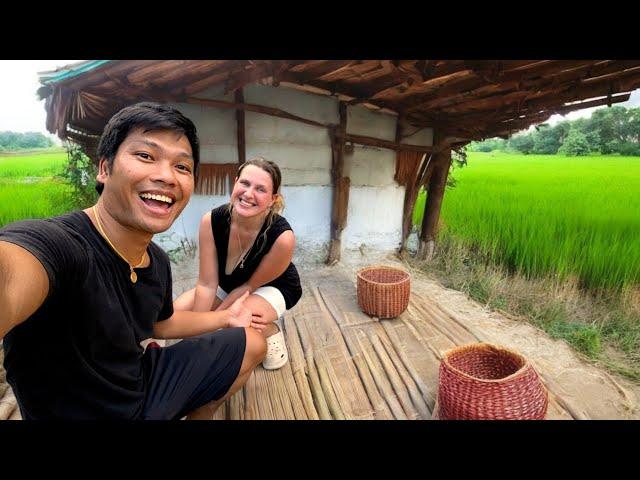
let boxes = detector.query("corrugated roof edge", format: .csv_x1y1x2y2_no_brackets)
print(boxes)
38,60,112,85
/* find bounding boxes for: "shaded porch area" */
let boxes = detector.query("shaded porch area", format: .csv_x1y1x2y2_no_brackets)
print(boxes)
190,260,638,421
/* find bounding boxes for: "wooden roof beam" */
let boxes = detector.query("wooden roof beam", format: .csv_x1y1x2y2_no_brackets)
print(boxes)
288,60,358,81
223,61,296,94
408,61,637,114
554,93,631,114
185,96,327,129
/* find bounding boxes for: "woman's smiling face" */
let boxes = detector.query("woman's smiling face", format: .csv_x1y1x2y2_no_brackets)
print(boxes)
230,164,275,218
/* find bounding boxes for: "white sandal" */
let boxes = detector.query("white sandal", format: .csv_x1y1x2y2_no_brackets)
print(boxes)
263,324,288,370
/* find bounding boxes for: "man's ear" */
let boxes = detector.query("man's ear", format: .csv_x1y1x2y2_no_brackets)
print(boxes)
96,158,110,183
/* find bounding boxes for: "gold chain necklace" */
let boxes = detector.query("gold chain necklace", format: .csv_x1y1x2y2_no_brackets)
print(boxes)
92,206,147,283
234,227,253,270
232,212,266,270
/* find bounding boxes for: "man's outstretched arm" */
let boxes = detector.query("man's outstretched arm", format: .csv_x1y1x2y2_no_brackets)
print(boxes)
153,291,261,339
0,241,49,339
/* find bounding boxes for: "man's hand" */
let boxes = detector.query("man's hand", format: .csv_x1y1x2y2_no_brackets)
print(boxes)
227,291,252,328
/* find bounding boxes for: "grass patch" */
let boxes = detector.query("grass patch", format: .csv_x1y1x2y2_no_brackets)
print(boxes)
406,234,640,383
414,152,640,292
0,150,75,228
0,152,67,178
0,179,75,227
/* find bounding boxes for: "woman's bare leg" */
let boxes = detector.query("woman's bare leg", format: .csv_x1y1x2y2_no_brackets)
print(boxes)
173,288,196,311
238,295,280,337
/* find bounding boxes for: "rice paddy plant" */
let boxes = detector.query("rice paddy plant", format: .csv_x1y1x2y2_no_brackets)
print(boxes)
0,152,67,178
0,151,74,227
414,152,640,292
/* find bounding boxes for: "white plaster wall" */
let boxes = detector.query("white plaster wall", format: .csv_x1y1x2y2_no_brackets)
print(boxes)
244,84,337,187
169,100,238,164
345,146,397,187
154,187,332,265
403,126,434,147
244,84,339,125
342,185,406,252
346,104,396,141
158,85,433,262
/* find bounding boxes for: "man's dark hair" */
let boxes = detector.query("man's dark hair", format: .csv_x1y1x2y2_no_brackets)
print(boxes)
95,102,200,194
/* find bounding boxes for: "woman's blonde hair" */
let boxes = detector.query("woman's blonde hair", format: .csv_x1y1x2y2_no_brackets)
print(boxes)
228,156,285,255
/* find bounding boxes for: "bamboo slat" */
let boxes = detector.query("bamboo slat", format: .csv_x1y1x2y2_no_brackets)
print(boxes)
0,393,17,420
305,353,332,420
380,320,437,411
283,315,319,420
292,286,371,419
340,327,393,420
8,407,21,420
368,332,420,419
211,401,227,420
291,307,332,419
373,323,432,419
228,389,245,420
279,360,309,420
314,351,346,420
355,332,407,420
243,371,259,420
311,287,378,418
253,368,276,420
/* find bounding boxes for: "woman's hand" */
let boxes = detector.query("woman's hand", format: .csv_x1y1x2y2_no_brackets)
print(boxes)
227,291,252,328
249,312,269,333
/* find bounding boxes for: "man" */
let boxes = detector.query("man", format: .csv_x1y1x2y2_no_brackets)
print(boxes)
0,102,267,419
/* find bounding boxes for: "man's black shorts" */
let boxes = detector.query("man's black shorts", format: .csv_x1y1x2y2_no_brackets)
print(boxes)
140,327,246,420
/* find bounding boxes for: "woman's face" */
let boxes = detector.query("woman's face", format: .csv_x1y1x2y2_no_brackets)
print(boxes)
230,164,275,218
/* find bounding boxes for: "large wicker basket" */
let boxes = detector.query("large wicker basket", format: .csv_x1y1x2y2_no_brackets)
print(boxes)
356,265,411,318
435,343,548,420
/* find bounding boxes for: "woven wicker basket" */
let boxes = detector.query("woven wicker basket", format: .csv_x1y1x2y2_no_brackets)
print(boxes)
356,265,411,318
435,343,548,420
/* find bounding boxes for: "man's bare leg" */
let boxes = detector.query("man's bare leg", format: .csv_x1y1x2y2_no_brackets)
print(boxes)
185,327,267,420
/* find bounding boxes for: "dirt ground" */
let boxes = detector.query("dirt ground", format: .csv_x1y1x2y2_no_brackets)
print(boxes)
170,250,640,419
2,249,639,420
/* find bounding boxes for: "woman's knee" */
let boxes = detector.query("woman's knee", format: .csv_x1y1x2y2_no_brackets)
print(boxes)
173,288,195,311
245,294,279,323
244,327,267,364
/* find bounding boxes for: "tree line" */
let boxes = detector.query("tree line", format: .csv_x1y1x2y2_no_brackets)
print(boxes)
0,131,55,151
468,106,640,156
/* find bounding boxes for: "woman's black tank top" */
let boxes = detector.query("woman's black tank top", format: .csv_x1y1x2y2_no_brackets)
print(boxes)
210,204,302,310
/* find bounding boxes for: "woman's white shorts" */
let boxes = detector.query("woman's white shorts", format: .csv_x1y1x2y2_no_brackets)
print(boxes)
217,286,287,318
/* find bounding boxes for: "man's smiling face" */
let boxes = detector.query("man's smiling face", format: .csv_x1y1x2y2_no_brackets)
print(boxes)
96,127,195,234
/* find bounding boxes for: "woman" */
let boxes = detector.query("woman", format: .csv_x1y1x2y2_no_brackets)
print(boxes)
174,157,302,370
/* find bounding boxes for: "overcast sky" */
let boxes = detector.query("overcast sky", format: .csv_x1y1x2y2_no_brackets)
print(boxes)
1,60,640,140
0,60,82,142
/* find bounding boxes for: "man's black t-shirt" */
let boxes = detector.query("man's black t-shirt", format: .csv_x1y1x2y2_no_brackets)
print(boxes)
211,204,302,310
0,211,174,419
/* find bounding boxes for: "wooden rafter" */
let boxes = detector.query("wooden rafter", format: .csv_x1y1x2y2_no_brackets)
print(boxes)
224,61,297,94
42,59,640,162
235,89,246,165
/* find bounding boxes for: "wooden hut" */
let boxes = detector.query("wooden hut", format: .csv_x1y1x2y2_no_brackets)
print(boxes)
38,60,640,262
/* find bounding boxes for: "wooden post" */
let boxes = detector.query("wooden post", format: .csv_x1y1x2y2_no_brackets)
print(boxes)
418,141,452,260
235,88,246,165
326,102,349,265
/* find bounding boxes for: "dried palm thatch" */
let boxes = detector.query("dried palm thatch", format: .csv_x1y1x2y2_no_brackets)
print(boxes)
195,163,238,195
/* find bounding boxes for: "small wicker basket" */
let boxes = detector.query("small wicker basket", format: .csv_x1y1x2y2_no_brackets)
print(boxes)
356,265,411,318
435,343,548,420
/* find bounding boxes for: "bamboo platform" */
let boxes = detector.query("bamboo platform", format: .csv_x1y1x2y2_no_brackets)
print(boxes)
207,264,579,420
3,261,637,420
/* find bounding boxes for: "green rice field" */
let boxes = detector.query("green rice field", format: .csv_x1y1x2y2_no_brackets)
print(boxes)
0,151,73,227
414,152,640,292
